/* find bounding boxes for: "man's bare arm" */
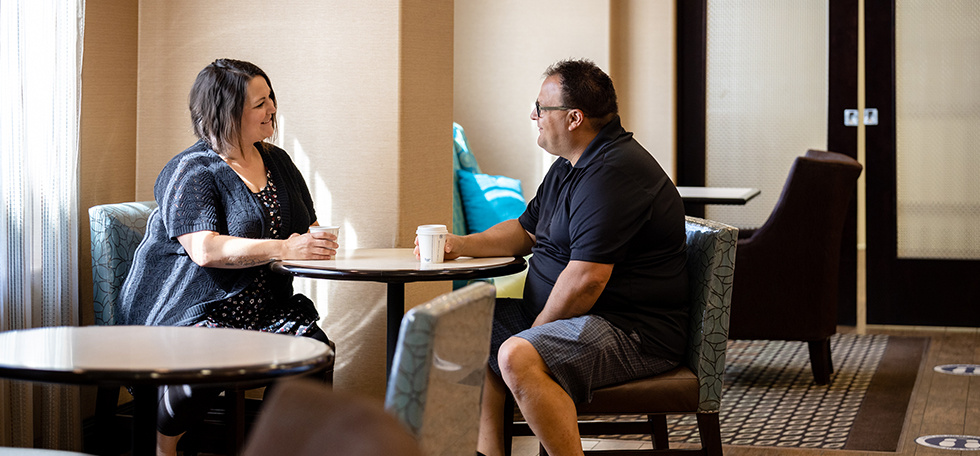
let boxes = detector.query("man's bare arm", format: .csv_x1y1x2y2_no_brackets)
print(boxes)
532,260,613,327
433,219,535,259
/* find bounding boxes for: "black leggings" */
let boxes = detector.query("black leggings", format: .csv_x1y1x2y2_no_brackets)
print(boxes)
157,324,333,436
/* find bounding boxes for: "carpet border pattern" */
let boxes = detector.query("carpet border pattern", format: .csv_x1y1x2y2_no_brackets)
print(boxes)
584,334,924,451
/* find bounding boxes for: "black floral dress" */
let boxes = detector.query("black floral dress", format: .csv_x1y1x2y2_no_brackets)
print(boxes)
195,170,319,336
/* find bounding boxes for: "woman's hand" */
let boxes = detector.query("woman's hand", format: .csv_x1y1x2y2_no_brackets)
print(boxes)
282,232,337,260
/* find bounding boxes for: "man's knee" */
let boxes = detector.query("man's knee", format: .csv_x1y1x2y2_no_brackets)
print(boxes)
497,337,546,387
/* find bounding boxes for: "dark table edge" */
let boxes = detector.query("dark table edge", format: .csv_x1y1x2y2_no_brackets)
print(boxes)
270,255,527,283
0,352,333,387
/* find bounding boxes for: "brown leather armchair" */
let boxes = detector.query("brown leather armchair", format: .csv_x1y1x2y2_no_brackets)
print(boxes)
242,378,422,456
728,149,863,385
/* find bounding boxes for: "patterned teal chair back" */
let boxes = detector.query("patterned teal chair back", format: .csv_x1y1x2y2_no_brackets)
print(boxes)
683,216,738,413
384,282,496,456
89,201,157,326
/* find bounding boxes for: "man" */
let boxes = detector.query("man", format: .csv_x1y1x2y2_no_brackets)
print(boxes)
438,59,690,456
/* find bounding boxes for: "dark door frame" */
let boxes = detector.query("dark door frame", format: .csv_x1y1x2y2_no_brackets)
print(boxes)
864,0,980,326
676,0,860,324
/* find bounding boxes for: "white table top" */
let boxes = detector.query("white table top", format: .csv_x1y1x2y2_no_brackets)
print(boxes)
0,326,333,385
279,248,517,271
0,449,94,456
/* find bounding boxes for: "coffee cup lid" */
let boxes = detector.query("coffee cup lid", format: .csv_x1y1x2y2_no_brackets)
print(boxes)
416,224,448,235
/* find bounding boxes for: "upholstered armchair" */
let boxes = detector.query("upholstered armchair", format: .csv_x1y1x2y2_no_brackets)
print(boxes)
90,201,157,326
89,201,157,454
727,149,863,385
243,378,422,456
505,216,739,456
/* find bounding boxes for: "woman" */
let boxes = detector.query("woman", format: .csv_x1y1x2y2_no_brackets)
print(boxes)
118,59,335,455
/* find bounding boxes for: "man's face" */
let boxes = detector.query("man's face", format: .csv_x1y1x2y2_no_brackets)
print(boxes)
531,75,568,156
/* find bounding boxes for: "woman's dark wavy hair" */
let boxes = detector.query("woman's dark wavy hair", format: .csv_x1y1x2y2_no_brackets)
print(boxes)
189,59,277,154
544,59,617,126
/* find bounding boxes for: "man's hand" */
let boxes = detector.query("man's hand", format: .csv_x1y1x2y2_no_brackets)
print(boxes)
413,219,533,260
413,233,463,260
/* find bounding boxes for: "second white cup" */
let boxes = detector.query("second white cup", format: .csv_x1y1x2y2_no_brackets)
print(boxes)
416,224,449,264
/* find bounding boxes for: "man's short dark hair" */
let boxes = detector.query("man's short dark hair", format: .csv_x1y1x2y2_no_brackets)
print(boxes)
543,59,618,125
189,59,277,154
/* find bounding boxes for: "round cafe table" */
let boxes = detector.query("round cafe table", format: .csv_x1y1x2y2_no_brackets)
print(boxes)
271,248,526,376
0,325,334,456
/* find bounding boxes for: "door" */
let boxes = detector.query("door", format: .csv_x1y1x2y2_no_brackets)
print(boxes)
865,0,980,326
677,0,860,323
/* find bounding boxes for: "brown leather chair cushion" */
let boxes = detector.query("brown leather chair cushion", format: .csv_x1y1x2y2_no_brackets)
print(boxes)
577,366,699,415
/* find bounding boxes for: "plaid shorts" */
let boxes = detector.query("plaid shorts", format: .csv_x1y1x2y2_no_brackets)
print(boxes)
488,298,678,404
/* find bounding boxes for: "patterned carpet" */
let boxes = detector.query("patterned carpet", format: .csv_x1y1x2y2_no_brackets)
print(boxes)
585,334,926,450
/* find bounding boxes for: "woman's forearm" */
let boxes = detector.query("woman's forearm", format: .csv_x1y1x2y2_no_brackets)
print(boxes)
178,230,335,269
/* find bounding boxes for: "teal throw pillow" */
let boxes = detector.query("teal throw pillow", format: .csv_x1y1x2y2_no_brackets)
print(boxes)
456,169,527,233
453,123,481,174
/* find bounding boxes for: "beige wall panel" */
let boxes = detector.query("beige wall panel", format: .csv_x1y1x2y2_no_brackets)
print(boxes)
454,0,611,198
399,0,456,307
80,0,139,327
611,0,676,178
399,0,454,244
138,0,452,398
79,0,140,420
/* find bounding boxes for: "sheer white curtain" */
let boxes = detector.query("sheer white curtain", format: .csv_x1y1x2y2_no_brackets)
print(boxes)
0,0,85,449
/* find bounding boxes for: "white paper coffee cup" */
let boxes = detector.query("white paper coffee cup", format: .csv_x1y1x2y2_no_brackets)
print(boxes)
310,225,340,237
416,224,449,264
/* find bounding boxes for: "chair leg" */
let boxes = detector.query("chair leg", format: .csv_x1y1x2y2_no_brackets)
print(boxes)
93,386,121,456
503,393,515,456
807,338,833,385
696,412,722,456
648,414,669,450
228,387,246,456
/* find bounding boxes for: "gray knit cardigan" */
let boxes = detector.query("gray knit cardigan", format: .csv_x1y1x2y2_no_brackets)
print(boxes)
118,140,317,326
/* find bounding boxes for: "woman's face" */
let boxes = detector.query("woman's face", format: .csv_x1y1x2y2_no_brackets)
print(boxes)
240,76,276,146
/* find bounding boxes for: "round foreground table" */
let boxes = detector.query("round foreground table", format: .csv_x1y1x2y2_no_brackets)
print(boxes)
0,325,334,456
272,248,526,376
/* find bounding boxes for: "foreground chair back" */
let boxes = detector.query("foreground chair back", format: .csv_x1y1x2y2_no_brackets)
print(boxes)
385,282,497,456
506,216,738,456
242,378,422,456
727,149,863,385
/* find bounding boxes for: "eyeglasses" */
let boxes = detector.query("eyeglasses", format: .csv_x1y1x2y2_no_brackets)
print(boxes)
535,100,575,117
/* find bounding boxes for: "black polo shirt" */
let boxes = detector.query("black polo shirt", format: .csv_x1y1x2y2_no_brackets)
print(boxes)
518,116,690,361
